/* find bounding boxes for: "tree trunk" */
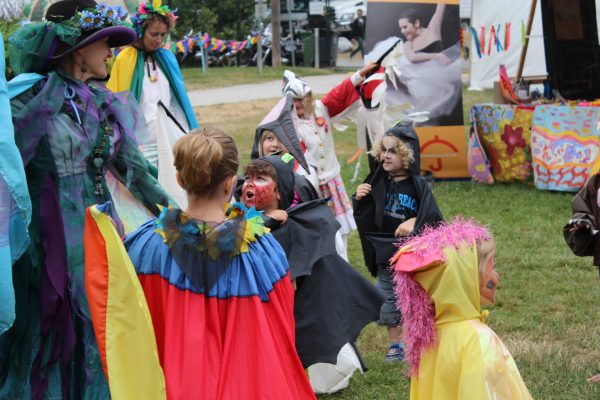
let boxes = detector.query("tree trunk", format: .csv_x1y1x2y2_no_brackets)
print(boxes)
270,0,281,67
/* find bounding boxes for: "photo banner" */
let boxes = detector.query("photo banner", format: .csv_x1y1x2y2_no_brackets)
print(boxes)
365,0,468,178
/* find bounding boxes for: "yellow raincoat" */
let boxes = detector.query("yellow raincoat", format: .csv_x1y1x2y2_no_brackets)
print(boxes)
392,222,532,400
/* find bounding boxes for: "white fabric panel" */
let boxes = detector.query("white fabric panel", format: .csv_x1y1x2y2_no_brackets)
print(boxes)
469,0,547,90
156,106,188,209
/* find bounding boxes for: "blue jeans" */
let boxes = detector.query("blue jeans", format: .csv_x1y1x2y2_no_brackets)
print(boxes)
375,264,401,326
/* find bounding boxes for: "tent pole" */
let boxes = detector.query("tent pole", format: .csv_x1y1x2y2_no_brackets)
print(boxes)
516,0,538,83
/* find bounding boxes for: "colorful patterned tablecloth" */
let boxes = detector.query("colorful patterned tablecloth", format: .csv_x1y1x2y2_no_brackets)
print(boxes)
469,104,534,184
469,103,600,192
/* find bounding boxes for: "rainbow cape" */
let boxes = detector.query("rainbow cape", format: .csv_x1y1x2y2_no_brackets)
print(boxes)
124,204,315,399
84,203,166,399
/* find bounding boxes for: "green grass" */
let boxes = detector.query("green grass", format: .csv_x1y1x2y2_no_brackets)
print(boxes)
181,66,335,91
198,78,600,399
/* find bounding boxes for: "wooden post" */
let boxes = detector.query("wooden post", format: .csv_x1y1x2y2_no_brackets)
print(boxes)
516,0,538,83
270,0,282,68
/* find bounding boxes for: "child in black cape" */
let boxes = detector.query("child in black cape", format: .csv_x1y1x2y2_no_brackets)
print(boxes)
353,122,444,362
240,153,385,384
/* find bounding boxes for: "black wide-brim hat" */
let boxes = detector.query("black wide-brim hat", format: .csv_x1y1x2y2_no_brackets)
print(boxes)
46,0,136,60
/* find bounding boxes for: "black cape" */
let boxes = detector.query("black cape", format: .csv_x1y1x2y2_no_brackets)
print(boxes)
353,173,443,277
354,123,443,276
265,199,385,367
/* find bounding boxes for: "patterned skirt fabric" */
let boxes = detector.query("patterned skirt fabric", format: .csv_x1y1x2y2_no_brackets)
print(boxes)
319,174,356,235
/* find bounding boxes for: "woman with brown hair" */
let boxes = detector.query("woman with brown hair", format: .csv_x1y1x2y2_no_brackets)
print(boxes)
107,0,198,168
124,128,315,399
0,1,169,398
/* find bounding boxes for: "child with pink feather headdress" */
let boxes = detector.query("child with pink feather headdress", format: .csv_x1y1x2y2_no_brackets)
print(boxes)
391,219,532,400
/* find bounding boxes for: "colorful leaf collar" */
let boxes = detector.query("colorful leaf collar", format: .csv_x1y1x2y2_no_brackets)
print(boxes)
154,203,269,260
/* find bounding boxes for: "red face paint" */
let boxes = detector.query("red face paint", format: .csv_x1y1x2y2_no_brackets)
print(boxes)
242,174,278,211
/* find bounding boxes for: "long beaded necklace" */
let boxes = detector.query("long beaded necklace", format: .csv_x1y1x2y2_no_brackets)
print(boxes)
63,83,113,196
92,118,114,196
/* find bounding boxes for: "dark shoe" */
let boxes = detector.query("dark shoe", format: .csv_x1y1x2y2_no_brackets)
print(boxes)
385,344,405,362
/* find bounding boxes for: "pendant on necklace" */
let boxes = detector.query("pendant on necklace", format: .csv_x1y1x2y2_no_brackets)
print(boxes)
150,75,158,83
93,157,105,196
94,174,104,196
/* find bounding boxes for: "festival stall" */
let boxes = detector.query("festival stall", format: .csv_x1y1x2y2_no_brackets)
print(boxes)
469,103,600,191
467,0,600,192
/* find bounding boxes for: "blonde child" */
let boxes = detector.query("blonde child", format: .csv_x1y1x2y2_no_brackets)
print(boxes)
353,124,443,361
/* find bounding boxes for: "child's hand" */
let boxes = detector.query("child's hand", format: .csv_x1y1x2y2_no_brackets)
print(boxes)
267,209,288,225
568,218,592,232
395,218,416,237
356,183,372,200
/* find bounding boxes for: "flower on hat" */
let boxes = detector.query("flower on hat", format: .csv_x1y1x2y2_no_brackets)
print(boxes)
79,10,96,29
101,6,115,20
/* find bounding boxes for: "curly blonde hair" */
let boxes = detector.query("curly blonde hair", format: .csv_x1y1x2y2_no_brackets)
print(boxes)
371,135,415,169
173,128,239,197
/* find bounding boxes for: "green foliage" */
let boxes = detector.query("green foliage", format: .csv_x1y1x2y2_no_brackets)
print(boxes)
1,18,22,80
171,0,255,39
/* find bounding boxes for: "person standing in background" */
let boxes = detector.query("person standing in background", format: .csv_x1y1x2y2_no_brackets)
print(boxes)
107,0,198,168
350,8,366,59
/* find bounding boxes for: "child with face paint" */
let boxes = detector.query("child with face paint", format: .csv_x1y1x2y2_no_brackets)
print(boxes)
242,159,290,225
241,154,385,394
391,220,532,400
353,123,443,362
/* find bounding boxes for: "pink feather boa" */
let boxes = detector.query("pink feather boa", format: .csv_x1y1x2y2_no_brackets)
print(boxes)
393,218,491,377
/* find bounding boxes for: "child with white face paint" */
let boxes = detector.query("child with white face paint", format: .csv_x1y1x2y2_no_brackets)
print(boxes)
353,123,443,363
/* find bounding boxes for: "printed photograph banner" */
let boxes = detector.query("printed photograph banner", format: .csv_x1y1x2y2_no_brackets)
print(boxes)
365,0,467,178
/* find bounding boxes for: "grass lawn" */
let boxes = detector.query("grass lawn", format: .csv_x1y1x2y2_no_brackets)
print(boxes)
181,66,335,91
196,73,600,399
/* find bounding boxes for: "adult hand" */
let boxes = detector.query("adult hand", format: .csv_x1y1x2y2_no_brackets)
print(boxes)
395,218,416,237
358,62,379,78
355,183,372,200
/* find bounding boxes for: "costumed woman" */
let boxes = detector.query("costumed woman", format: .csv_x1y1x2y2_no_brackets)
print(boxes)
281,63,378,260
241,154,385,394
0,1,169,398
392,219,532,399
124,128,315,399
107,0,197,206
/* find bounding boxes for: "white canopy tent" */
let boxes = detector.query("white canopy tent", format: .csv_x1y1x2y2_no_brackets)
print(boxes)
468,0,547,90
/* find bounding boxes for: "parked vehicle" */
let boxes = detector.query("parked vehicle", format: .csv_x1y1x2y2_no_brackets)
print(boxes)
331,0,366,28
